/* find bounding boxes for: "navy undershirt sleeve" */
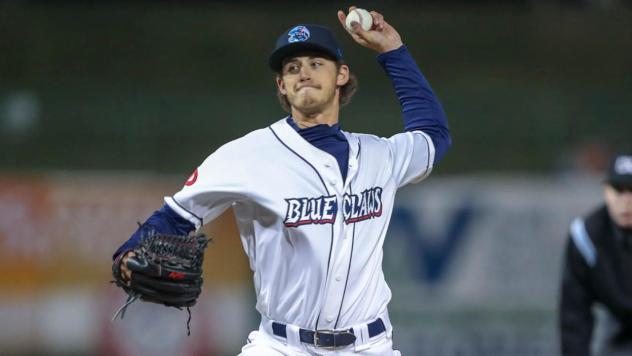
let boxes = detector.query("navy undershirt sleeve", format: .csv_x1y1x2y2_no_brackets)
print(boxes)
377,45,451,163
112,204,195,260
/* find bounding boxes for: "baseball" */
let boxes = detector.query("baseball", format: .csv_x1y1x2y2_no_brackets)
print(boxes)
345,8,373,31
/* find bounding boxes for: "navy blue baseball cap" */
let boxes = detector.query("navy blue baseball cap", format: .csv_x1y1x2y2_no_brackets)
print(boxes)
269,24,343,72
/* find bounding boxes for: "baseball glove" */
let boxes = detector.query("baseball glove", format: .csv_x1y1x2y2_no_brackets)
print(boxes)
111,232,210,334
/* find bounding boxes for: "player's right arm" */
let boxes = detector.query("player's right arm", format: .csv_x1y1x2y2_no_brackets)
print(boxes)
377,45,451,160
559,231,595,356
338,8,451,187
338,8,451,158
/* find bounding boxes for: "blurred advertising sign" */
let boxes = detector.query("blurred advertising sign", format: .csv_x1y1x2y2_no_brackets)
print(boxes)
0,173,250,291
386,174,603,306
0,173,254,355
383,174,603,355
0,172,605,355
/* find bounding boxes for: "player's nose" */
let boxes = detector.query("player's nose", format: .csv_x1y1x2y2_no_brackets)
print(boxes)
298,66,312,80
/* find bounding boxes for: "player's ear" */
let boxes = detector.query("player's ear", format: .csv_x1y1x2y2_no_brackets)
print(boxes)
276,75,287,95
336,64,350,86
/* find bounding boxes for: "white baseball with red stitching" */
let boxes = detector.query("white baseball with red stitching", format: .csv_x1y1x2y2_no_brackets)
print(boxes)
345,8,373,31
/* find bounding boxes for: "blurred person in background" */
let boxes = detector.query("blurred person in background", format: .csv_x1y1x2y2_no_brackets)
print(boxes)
559,154,632,356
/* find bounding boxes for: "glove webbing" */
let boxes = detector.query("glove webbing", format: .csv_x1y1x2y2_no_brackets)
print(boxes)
141,233,208,271
111,232,210,336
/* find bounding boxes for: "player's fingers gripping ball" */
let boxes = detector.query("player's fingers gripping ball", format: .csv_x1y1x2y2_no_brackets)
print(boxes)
345,8,373,31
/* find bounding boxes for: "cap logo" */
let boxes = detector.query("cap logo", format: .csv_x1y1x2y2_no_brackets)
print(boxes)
615,156,632,175
288,25,310,43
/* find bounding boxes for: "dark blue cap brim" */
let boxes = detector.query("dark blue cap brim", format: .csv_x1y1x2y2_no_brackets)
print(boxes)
607,176,632,187
268,42,341,72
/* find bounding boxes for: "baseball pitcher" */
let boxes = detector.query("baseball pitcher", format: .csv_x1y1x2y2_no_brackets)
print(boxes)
112,7,451,355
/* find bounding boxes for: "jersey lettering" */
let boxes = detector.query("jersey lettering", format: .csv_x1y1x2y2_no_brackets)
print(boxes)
284,195,338,227
343,187,383,224
283,187,383,227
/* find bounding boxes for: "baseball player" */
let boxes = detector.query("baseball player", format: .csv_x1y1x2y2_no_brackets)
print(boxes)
559,154,632,356
112,7,451,354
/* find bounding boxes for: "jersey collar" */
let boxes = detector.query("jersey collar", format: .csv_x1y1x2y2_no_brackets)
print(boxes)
270,118,360,189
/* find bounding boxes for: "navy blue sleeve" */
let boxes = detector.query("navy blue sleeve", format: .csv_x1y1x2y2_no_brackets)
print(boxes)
377,45,451,163
112,204,196,260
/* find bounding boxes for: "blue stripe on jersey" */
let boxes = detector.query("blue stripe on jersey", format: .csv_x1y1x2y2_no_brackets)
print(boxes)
377,45,452,163
112,204,195,260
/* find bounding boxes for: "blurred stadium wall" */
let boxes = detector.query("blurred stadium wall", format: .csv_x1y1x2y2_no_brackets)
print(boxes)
0,173,605,355
1,1,630,355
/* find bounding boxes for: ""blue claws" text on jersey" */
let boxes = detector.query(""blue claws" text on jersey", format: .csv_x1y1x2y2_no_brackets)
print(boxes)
283,187,383,227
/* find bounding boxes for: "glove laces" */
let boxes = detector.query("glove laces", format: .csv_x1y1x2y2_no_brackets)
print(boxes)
111,294,194,336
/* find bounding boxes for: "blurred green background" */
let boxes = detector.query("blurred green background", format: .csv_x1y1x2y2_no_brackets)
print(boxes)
2,1,630,174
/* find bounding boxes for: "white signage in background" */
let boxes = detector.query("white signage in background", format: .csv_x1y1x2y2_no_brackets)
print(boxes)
384,174,603,355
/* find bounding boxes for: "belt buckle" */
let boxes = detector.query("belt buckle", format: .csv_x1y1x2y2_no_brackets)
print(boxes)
314,330,337,350
313,329,354,350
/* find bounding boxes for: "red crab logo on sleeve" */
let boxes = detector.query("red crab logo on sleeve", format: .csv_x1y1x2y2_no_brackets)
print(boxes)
185,169,198,186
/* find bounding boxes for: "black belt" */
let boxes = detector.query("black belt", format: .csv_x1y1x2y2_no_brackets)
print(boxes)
271,318,386,349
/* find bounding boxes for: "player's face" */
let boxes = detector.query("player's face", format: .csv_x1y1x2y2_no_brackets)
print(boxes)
277,55,349,116
604,184,632,228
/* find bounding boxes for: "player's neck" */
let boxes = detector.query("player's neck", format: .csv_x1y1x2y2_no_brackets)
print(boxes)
291,105,339,128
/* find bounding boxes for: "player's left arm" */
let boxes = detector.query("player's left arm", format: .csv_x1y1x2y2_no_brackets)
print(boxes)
338,8,451,166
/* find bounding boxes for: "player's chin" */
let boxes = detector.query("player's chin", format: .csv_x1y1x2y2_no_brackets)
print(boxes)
292,97,322,112
295,90,319,101
621,216,632,227
615,212,632,228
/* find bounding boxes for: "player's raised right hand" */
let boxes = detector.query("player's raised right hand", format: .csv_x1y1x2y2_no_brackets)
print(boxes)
337,7,403,54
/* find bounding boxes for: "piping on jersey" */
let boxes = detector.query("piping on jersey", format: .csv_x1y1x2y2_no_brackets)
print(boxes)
335,184,356,329
333,140,362,328
268,125,335,330
166,196,204,227
421,132,431,179
413,130,433,182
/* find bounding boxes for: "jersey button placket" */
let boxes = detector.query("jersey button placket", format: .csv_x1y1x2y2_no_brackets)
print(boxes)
323,161,341,190
319,197,350,329
344,155,359,191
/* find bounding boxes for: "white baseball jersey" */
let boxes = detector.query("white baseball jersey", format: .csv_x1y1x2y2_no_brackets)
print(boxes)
165,118,435,331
